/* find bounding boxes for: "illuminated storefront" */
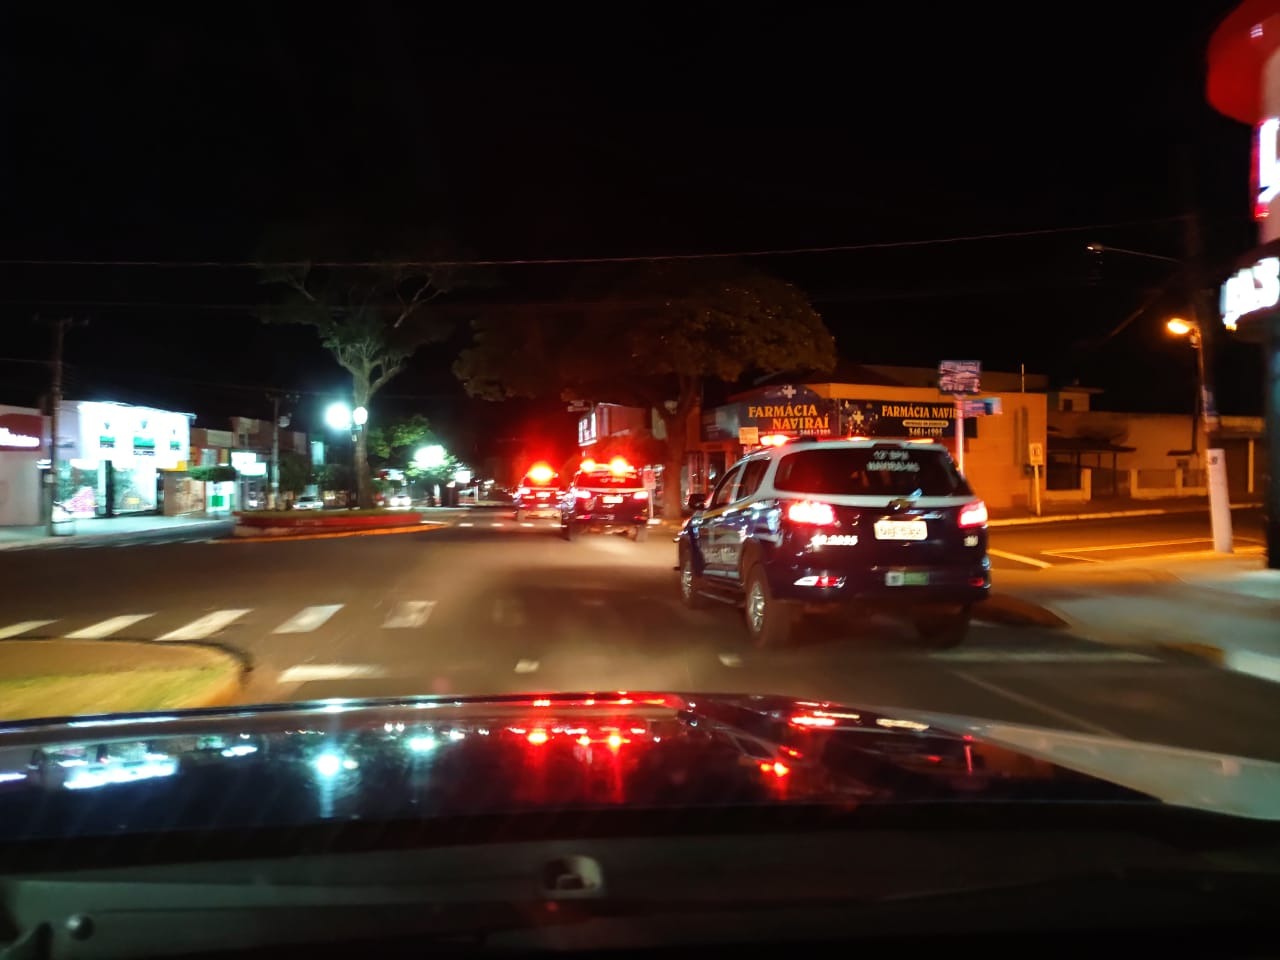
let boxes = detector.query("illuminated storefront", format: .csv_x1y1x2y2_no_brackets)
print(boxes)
1206,0,1280,566
0,405,48,526
54,401,192,519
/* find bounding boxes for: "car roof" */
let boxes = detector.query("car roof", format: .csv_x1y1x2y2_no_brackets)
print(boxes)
758,438,950,455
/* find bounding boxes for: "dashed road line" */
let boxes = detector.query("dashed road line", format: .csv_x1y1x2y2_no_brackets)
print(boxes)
987,548,1053,569
382,601,436,628
157,609,250,641
278,664,388,684
514,659,540,673
65,613,155,639
0,620,56,639
272,604,344,634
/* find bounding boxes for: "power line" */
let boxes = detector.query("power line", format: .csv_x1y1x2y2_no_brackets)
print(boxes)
0,215,1190,270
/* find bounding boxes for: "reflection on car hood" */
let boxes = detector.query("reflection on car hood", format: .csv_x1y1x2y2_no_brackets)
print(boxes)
0,693,1277,847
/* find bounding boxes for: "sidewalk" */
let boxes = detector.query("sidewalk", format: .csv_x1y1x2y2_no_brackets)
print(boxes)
987,497,1261,527
998,552,1280,684
0,514,231,550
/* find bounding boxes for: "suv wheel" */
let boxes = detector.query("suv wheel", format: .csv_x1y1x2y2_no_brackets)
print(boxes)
914,605,971,648
679,552,705,609
561,521,579,541
744,564,793,647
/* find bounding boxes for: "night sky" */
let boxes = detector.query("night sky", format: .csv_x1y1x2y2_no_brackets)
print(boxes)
0,5,1261,463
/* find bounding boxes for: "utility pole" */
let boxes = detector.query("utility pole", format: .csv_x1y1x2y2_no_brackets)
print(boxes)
266,391,299,510
45,316,70,537
1177,153,1233,554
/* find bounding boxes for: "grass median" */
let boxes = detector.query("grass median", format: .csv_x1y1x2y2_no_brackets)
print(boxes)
0,641,243,722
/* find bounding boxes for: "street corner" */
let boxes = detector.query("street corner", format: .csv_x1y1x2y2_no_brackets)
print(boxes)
977,592,1071,629
0,639,248,722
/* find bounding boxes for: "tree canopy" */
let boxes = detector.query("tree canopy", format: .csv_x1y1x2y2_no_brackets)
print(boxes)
455,261,835,516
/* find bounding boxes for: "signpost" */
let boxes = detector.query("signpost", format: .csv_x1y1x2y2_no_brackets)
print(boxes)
938,361,981,474
1028,441,1045,517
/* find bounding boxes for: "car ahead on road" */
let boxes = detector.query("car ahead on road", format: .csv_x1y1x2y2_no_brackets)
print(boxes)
677,438,990,647
293,495,324,511
561,456,651,541
513,462,564,520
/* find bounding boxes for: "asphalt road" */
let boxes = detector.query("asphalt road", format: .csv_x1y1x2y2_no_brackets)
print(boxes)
1,510,1278,762
988,507,1267,570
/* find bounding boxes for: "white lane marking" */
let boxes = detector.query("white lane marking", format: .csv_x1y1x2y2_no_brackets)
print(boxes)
65,614,155,639
718,652,743,667
0,620,56,639
987,548,1052,569
273,604,344,634
383,601,436,628
458,522,473,527
514,659,540,673
278,664,387,684
951,670,1119,736
520,522,534,528
157,609,250,641
491,522,505,527
1046,537,1215,555
933,650,1156,664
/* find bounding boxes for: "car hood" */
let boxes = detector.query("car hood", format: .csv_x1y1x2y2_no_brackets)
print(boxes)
1,692,1278,847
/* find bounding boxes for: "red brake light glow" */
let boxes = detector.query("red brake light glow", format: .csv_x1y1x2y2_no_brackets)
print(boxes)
527,463,554,484
758,434,790,446
574,488,593,499
608,456,631,475
958,500,988,528
786,500,837,526
632,489,649,500
526,729,549,745
580,459,597,472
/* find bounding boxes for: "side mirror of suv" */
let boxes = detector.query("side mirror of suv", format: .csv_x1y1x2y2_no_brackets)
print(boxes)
685,493,707,513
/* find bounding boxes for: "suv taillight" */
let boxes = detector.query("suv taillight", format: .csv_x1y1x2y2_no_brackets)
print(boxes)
958,500,988,528
574,489,593,500
786,500,837,526
632,490,649,500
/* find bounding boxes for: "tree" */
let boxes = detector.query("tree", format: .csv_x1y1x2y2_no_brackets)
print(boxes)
260,264,455,508
455,262,836,517
278,451,311,495
188,465,238,484
367,413,433,464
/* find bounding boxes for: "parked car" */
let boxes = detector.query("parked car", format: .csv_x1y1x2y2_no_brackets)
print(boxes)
293,495,324,511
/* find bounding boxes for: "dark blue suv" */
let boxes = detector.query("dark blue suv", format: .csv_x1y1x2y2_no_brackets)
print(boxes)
676,439,990,647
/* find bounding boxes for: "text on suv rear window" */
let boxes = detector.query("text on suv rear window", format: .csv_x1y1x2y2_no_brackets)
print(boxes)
773,447,970,497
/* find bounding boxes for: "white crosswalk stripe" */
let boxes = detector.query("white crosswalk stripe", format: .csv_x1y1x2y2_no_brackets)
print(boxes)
0,620,56,639
272,604,344,634
157,609,250,641
65,614,155,639
382,601,435,628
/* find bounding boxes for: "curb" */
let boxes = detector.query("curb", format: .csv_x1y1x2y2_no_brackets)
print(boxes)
216,522,446,544
181,668,247,710
988,502,1262,528
977,592,1070,628
0,522,231,551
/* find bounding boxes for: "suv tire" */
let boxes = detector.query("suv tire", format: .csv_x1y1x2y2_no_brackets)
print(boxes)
679,551,706,609
744,564,794,647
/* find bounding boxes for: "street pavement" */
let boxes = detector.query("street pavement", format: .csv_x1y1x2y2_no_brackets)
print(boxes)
0,509,1278,762
986,507,1267,569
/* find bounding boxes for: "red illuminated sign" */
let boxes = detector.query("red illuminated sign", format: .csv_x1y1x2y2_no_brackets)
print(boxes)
0,413,44,452
1255,117,1280,220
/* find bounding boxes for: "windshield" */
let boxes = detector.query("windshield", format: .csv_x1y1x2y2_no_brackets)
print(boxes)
774,448,971,497
2,8,1279,950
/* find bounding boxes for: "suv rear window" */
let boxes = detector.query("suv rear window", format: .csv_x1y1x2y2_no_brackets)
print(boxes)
773,447,970,497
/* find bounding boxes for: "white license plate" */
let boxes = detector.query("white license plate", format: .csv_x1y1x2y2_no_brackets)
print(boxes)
536,492,550,498
874,520,928,541
602,495,624,504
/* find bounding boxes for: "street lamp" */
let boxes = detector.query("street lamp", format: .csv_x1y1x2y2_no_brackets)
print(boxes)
324,402,352,431
1165,316,1232,553
414,444,446,470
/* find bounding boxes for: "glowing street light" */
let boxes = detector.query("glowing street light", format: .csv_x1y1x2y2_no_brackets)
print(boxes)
352,406,368,427
324,402,352,431
414,444,446,469
1166,316,1195,337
